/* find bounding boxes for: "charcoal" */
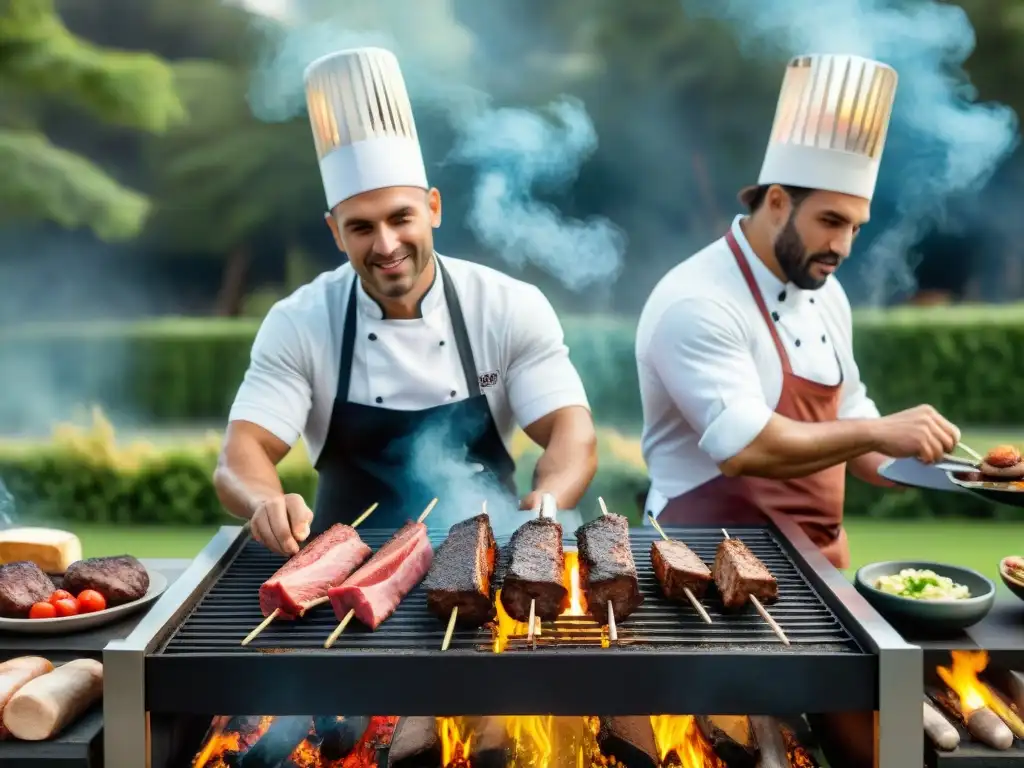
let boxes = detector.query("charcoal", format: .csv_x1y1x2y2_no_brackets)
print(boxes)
313,715,368,760
749,716,788,768
467,716,512,768
386,716,440,768
696,716,757,768
500,518,568,622
423,514,498,626
237,716,312,768
575,514,644,623
596,716,659,768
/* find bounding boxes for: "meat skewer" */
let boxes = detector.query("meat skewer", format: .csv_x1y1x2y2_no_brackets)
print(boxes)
323,498,438,649
422,500,498,651
501,493,566,649
719,529,788,645
241,502,378,646
645,511,713,624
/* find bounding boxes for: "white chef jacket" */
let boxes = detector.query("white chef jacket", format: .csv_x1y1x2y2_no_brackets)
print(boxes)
636,215,880,517
229,254,590,465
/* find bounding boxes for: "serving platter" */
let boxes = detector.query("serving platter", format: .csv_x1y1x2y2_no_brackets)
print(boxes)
0,568,168,635
876,457,969,493
947,471,1024,508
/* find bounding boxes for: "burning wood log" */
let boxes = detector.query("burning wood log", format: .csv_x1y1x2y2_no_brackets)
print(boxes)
749,716,789,768
385,716,441,768
695,716,757,768
596,716,660,768
466,717,512,768
312,716,369,761
928,688,1013,750
236,716,313,768
922,699,960,752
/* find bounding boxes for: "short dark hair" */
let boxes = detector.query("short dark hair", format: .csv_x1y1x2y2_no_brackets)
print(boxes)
739,184,815,213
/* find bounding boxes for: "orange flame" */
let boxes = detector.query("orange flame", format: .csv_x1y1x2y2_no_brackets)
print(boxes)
192,716,273,767
937,650,992,716
439,717,473,766
650,716,727,768
492,552,587,653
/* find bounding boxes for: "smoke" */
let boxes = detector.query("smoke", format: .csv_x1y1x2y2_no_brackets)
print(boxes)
0,479,15,528
684,0,1019,304
244,1,627,291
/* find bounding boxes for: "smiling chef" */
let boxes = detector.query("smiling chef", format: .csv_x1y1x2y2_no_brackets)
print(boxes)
213,47,597,557
635,54,962,569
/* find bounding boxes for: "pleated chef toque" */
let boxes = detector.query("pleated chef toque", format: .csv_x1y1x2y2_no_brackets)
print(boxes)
304,47,428,210
757,54,898,201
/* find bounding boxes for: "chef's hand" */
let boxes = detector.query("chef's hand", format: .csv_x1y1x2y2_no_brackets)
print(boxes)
249,493,313,557
870,405,961,464
519,490,544,513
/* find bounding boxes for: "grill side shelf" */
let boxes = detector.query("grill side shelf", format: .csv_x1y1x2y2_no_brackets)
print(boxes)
155,525,864,655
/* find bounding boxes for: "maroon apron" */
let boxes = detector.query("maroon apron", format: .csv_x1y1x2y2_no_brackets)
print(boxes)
656,230,850,569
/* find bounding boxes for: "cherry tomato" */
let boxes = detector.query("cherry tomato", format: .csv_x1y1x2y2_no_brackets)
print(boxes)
49,589,73,605
29,601,56,619
77,590,106,614
54,598,79,617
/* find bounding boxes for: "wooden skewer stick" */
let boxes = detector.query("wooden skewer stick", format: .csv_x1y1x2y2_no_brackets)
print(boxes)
646,512,713,625
418,497,439,524
721,529,789,646
441,606,458,651
607,599,618,643
241,501,379,644
598,496,610,516
527,599,537,648
324,609,355,649
958,441,984,463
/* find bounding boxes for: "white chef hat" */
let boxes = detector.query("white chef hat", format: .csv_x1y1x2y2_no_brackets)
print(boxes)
754,53,898,202
303,47,428,210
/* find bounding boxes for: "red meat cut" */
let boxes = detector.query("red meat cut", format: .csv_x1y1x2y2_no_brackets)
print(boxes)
328,521,434,629
259,524,372,619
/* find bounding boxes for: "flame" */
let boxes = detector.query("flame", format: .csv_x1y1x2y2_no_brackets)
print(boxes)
192,716,273,767
564,551,585,616
650,716,726,768
937,650,993,716
507,715,555,767
492,553,587,653
439,717,473,767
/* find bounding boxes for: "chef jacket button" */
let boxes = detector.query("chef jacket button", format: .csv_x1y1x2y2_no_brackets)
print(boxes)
795,339,801,347
809,297,815,304
450,390,457,397
439,340,445,346
778,290,787,301
771,311,780,322
821,334,827,343
368,333,377,341
375,396,383,404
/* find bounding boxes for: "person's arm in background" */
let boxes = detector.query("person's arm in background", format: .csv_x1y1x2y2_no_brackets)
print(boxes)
213,304,315,555
504,285,597,512
645,298,960,480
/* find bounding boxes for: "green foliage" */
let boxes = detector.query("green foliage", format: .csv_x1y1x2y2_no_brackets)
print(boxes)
0,0,183,240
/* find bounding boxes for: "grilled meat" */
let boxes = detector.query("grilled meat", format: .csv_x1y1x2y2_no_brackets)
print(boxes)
979,444,1024,479
500,518,568,622
713,539,778,610
574,513,643,624
0,562,56,618
651,539,713,600
423,513,498,626
63,555,149,606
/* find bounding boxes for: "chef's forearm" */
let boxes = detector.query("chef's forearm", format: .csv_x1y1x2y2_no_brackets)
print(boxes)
720,415,878,480
848,452,898,487
528,418,598,510
213,424,288,520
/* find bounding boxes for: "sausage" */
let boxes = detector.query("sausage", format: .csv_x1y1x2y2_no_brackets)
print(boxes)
923,699,960,751
2,659,102,741
0,657,54,739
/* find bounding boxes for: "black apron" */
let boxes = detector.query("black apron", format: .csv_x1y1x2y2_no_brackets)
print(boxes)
311,257,518,534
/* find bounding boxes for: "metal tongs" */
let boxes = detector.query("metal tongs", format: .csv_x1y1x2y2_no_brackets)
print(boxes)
538,492,558,520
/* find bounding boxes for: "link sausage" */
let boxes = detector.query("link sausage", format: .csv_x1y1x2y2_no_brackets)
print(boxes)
0,657,54,739
923,699,960,751
2,659,102,741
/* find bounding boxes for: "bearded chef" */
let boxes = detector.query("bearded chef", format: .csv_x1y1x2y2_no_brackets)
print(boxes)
635,54,961,569
214,47,597,556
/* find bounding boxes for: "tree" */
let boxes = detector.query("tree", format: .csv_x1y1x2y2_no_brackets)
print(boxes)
0,0,184,241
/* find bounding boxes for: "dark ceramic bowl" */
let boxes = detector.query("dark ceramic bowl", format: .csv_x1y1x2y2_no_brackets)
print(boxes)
998,557,1024,602
854,561,995,633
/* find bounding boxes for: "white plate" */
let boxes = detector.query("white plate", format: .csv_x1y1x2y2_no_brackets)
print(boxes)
0,569,169,635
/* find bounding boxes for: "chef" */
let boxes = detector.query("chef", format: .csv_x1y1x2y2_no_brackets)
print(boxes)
634,54,961,569
214,47,597,556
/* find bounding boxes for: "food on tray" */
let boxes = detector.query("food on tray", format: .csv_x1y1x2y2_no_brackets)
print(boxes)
713,539,779,610
423,513,498,627
651,539,713,600
0,657,54,739
328,520,433,629
574,512,644,624
2,658,103,741
1002,556,1024,583
259,523,371,619
0,528,82,574
873,568,970,600
62,555,149,606
979,444,1024,480
500,518,569,622
0,561,58,618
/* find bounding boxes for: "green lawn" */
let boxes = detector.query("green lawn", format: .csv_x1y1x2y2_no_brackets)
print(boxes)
70,518,1020,591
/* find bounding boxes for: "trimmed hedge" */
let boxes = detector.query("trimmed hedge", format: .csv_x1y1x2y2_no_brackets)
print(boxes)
0,415,1014,526
1,305,1022,429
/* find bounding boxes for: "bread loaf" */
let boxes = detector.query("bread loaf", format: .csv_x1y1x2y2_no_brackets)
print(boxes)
0,529,82,574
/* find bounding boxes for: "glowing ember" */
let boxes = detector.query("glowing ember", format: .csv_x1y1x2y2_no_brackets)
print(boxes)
192,716,272,767
439,717,473,767
650,716,726,768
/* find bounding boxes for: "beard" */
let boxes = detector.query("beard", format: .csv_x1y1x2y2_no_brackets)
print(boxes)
773,213,841,290
364,244,426,298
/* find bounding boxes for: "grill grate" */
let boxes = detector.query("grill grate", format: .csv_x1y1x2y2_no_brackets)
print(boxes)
158,525,859,655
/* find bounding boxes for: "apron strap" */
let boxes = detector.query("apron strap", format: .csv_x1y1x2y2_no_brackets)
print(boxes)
336,256,482,404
